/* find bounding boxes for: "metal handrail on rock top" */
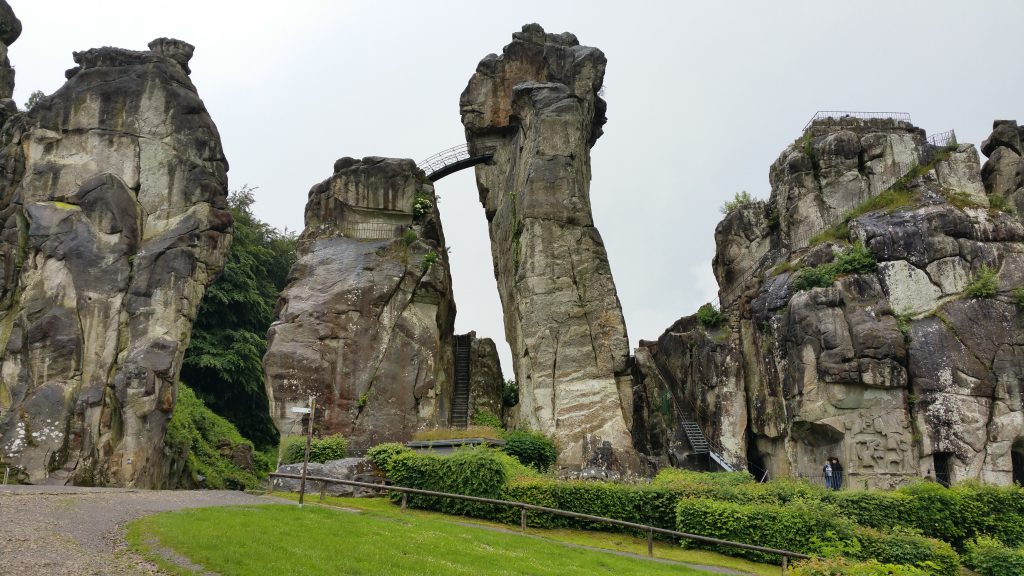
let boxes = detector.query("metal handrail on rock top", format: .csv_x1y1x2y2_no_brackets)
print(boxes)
417,144,493,182
802,110,912,132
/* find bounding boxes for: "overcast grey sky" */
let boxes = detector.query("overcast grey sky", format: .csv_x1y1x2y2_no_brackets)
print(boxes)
9,1,1023,378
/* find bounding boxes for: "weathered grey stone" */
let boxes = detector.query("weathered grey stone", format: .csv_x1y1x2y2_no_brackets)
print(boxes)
462,332,504,424
0,39,231,487
272,457,384,497
634,118,1024,488
461,25,637,473
264,157,455,453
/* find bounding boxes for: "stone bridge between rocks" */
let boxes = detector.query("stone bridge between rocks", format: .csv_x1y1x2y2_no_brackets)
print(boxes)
418,144,493,181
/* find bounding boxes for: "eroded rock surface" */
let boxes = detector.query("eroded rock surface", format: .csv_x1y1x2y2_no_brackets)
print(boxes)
461,24,637,472
0,38,231,487
0,0,19,102
462,331,504,424
264,157,455,453
636,118,1024,487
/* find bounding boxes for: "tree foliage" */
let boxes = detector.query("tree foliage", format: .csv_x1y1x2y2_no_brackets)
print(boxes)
181,186,297,449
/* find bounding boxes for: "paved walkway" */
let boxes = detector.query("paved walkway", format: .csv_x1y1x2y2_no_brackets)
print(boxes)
0,485,290,575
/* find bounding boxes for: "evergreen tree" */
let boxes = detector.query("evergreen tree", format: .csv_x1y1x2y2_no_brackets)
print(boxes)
181,186,296,449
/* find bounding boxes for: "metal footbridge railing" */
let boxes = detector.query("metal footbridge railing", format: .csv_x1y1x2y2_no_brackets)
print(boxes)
417,144,493,182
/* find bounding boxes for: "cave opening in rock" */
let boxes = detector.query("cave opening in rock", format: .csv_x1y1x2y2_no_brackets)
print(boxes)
1013,439,1024,486
932,452,953,487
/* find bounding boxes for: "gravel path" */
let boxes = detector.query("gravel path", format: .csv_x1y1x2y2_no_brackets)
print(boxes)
0,485,291,575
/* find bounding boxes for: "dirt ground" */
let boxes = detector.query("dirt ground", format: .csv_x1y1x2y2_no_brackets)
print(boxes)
0,485,290,575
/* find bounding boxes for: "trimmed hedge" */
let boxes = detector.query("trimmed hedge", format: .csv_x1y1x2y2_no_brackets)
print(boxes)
674,497,857,564
674,498,958,575
963,536,1024,576
500,429,557,472
279,434,348,465
855,526,958,576
791,558,926,576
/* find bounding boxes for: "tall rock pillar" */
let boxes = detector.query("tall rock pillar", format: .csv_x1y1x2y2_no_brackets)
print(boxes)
461,24,637,473
0,38,232,487
264,157,456,453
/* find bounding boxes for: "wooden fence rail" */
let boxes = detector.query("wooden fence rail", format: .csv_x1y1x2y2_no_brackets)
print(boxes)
269,472,809,574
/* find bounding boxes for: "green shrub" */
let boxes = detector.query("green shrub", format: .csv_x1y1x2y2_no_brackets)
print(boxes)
855,526,959,576
365,442,412,475
963,536,1024,576
792,265,836,291
675,498,857,563
505,478,688,533
720,190,754,214
279,434,348,465
420,250,438,273
822,490,914,530
502,379,519,407
165,382,262,490
412,192,432,217
791,558,926,576
1013,286,1024,308
471,409,503,429
894,482,967,547
950,481,1024,547
401,228,417,245
989,194,1012,212
791,243,876,292
696,303,724,328
386,446,510,517
500,429,557,472
964,264,999,298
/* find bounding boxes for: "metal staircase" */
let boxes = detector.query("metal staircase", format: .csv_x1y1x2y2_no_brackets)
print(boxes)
679,416,735,472
451,335,471,428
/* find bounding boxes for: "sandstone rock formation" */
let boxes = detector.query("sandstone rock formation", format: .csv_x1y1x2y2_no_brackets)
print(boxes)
462,332,505,424
264,157,455,453
635,117,1024,487
981,119,1024,215
0,0,20,102
461,24,637,473
0,37,232,487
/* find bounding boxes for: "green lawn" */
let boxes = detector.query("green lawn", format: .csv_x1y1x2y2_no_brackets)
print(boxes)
127,502,729,576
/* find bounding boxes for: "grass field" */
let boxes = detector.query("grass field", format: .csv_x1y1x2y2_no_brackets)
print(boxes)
128,502,728,575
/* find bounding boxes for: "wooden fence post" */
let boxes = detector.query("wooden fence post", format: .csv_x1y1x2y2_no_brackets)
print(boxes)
319,482,326,502
647,528,654,557
401,493,407,511
781,555,788,575
520,508,527,533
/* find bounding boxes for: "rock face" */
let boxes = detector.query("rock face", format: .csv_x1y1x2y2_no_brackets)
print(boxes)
635,118,1024,487
0,38,232,487
462,332,504,423
461,24,637,472
0,0,20,101
264,157,455,453
272,457,384,497
981,120,1024,215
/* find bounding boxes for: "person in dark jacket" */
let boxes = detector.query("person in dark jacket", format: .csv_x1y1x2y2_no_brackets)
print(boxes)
830,457,844,490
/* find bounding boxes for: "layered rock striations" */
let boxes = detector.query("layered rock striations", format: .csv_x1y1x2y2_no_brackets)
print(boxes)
264,157,456,452
0,0,20,102
461,331,505,424
0,37,232,486
635,118,1024,487
461,24,637,473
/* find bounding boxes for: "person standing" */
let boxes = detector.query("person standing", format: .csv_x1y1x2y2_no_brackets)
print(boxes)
823,458,834,490
831,457,844,490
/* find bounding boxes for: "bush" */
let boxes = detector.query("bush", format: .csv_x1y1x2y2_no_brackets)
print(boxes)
822,490,914,530
365,442,412,475
165,383,262,490
792,243,876,292
412,192,432,218
500,429,557,472
278,434,348,465
964,264,999,298
791,558,926,576
855,526,959,576
720,190,754,214
502,379,519,407
402,228,417,246
949,481,1024,547
412,425,503,441
385,446,511,518
696,303,724,328
675,498,857,563
1013,286,1024,308
471,409,503,429
963,536,1024,576
894,482,967,547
